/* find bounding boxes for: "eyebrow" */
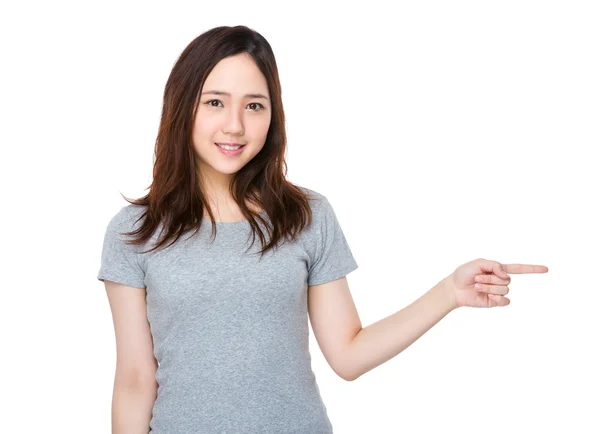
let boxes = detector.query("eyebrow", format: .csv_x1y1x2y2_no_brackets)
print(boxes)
201,90,269,100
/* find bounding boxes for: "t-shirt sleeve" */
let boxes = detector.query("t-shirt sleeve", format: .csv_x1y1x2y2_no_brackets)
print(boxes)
97,206,146,289
307,196,359,286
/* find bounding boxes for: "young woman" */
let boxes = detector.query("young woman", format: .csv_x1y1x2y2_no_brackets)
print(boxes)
97,25,548,433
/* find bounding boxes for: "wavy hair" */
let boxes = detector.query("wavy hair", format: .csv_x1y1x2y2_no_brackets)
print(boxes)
120,25,314,257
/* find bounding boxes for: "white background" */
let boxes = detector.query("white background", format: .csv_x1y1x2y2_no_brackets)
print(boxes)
2,0,598,433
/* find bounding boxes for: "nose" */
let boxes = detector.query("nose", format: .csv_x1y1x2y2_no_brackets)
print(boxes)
222,106,245,136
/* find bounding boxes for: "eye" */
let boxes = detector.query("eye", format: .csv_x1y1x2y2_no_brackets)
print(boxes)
205,99,223,108
247,102,265,111
204,100,265,111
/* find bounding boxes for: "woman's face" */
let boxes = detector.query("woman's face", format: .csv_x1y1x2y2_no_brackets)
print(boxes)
192,53,272,179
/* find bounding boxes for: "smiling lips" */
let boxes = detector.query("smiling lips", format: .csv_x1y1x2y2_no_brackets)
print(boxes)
216,142,245,147
215,142,246,155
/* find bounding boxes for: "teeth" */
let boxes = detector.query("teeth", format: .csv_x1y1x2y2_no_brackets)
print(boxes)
218,144,242,150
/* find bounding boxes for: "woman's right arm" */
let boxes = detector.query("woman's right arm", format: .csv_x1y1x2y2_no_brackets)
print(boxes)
105,280,158,433
111,378,157,433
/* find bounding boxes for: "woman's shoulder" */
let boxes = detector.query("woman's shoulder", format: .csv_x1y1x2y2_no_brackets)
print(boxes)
296,185,327,205
105,203,146,233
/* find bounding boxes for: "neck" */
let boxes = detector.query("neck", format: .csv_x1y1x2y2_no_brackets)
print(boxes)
197,165,235,204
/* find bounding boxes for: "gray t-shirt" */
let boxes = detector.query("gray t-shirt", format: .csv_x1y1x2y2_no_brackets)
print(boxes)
97,187,358,433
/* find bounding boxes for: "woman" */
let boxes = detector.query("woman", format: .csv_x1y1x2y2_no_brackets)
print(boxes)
97,25,548,433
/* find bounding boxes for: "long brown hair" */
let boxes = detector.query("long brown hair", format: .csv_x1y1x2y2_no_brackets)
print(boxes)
120,25,314,257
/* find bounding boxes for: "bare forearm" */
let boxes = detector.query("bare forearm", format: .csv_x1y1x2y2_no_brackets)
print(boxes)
344,276,456,381
112,379,157,434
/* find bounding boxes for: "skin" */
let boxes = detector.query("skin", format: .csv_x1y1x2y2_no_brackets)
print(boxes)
192,52,272,220
449,258,549,308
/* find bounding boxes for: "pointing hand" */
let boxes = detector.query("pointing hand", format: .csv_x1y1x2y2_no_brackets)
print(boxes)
447,258,549,308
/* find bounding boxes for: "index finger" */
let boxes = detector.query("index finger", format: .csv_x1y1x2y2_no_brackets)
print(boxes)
502,264,549,274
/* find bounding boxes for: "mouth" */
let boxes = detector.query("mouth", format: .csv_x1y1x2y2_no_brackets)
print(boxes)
215,143,246,150
215,143,246,156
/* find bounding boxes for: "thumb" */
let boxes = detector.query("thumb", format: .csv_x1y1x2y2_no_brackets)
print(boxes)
477,258,509,279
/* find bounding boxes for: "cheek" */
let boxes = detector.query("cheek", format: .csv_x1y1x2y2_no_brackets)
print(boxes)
194,117,217,137
249,117,271,139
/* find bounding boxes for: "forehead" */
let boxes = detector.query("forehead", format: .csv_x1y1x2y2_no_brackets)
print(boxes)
203,54,268,94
